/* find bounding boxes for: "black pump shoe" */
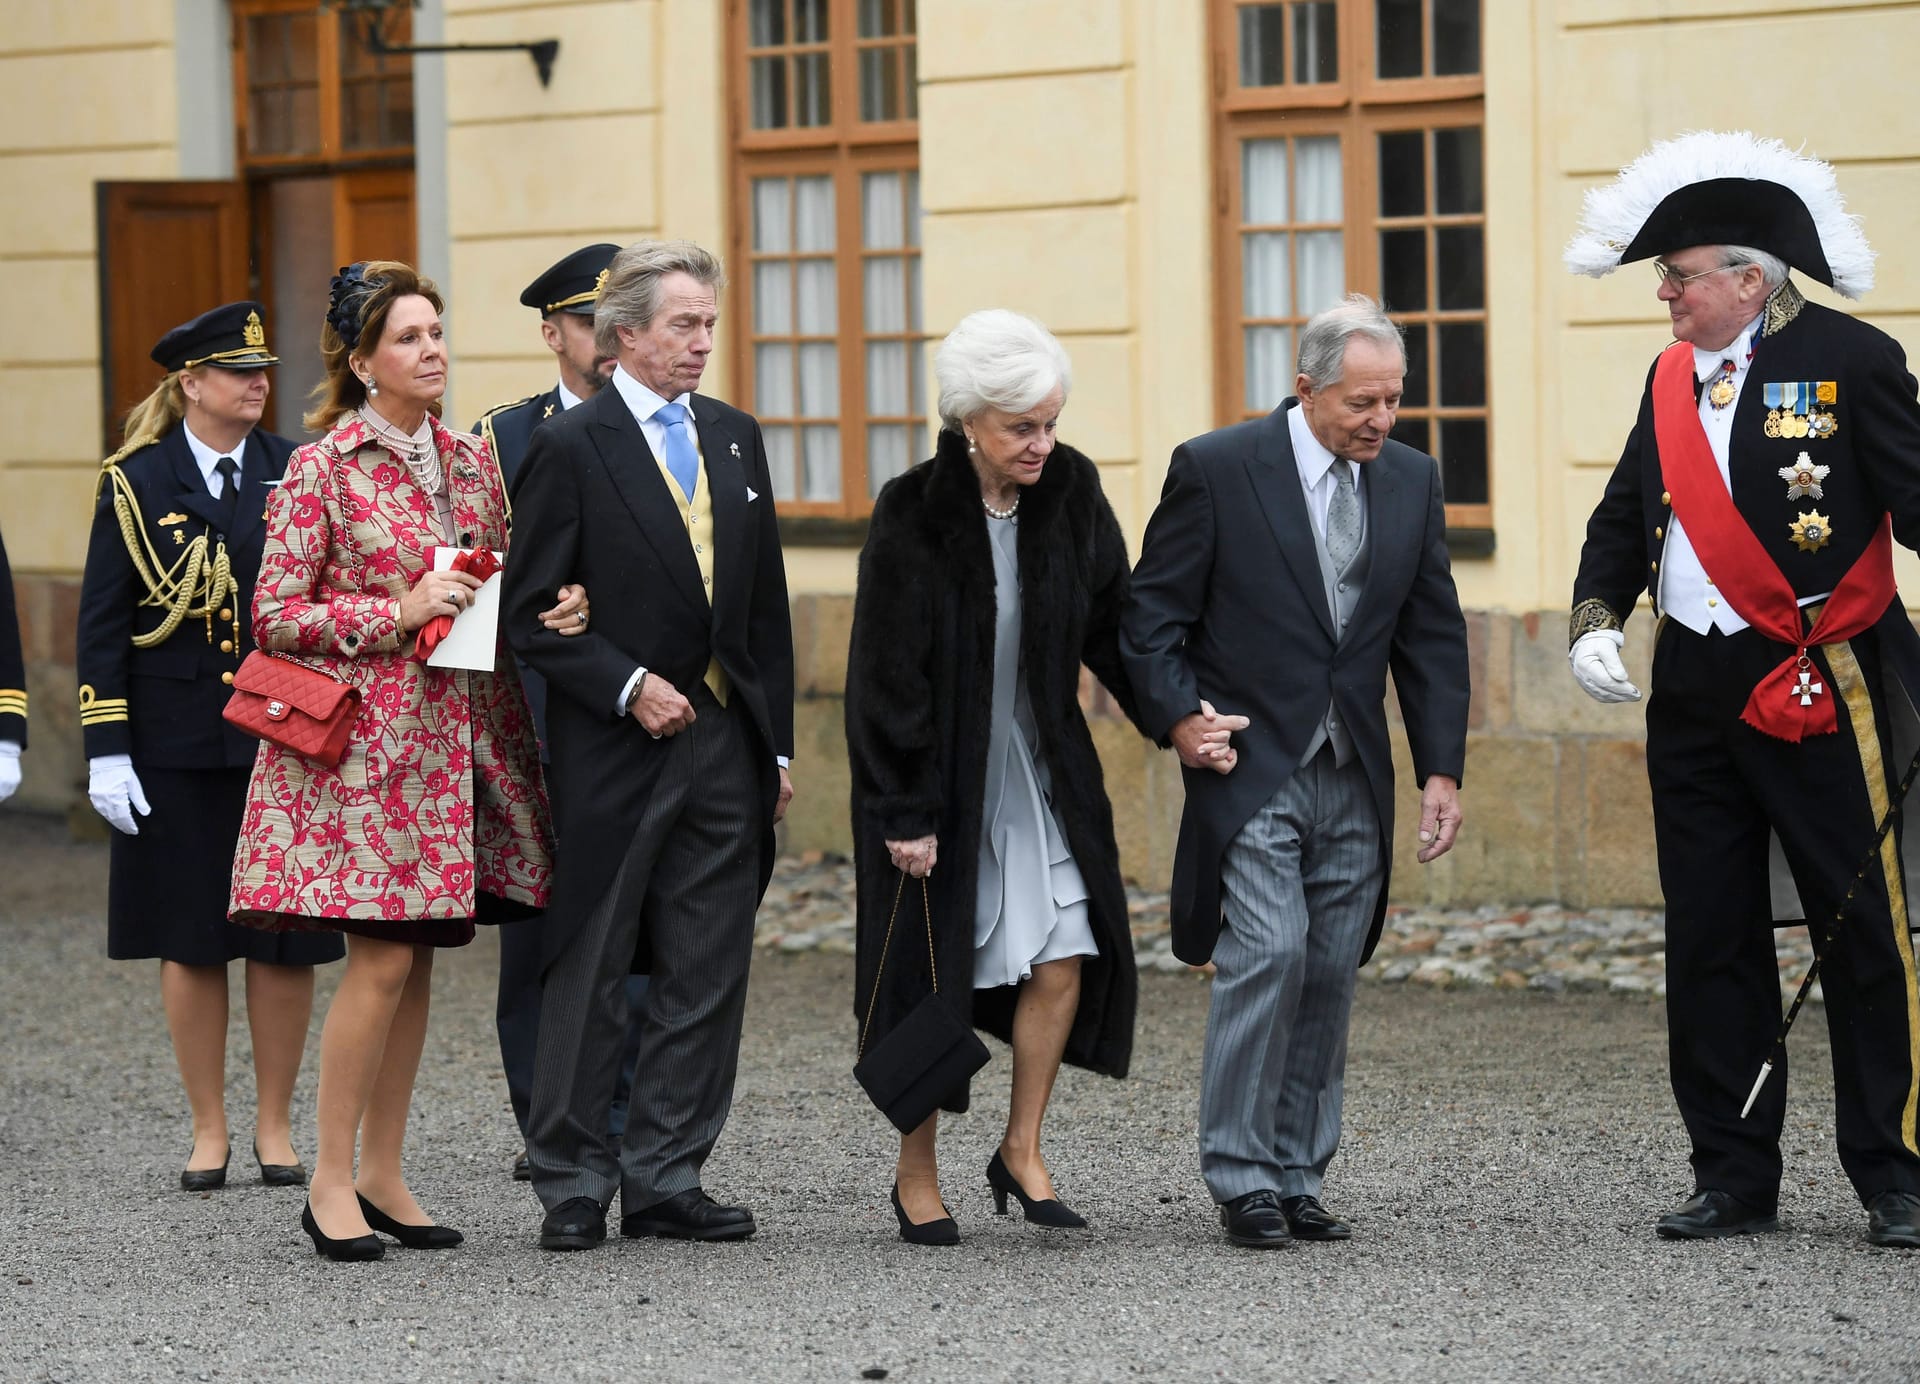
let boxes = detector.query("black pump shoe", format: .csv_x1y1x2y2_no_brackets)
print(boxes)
254,1142,306,1187
987,1150,1087,1228
180,1146,230,1192
301,1201,385,1262
891,1183,960,1246
356,1193,463,1249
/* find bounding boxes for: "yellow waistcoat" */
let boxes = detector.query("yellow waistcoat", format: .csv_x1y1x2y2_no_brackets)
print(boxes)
650,441,729,705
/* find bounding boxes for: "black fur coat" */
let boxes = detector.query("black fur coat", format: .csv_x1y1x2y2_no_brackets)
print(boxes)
846,429,1146,1109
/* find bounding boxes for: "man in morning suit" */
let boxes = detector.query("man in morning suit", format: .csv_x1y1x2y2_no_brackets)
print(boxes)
470,242,644,1183
1566,131,1920,1248
1122,295,1470,1249
504,240,795,1251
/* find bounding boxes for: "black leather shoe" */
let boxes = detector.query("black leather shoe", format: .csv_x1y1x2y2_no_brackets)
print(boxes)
1220,1190,1292,1248
512,1152,532,1182
301,1201,384,1262
358,1193,464,1249
254,1142,306,1187
180,1147,230,1192
622,1188,756,1242
1655,1189,1779,1239
1866,1190,1920,1248
1281,1194,1352,1241
539,1196,607,1251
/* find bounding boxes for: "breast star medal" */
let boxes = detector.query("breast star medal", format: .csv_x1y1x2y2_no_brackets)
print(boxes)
1778,451,1829,500
1789,510,1832,553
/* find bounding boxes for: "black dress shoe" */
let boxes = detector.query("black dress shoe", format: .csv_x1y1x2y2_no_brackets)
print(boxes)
1220,1189,1292,1248
254,1142,306,1187
512,1152,532,1182
301,1201,385,1262
1281,1194,1352,1241
986,1150,1087,1228
358,1193,464,1249
891,1183,960,1246
622,1188,756,1242
1655,1189,1779,1239
180,1147,230,1192
1866,1190,1920,1248
540,1196,607,1251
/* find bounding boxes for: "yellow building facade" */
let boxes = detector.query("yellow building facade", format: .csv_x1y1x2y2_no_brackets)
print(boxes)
3,0,1917,908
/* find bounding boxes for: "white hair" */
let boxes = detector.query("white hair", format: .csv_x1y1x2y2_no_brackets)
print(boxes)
1721,244,1790,289
934,309,1072,432
1297,294,1405,390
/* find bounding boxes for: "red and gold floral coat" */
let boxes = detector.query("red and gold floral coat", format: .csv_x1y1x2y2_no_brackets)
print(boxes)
229,414,553,926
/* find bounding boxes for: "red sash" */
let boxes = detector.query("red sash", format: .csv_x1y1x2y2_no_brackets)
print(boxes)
1651,342,1894,740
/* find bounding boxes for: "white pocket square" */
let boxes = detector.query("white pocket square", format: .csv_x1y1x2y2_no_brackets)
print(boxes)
747,487,759,503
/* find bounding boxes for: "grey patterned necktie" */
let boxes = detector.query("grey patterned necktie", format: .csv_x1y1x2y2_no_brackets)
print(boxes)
1326,461,1361,575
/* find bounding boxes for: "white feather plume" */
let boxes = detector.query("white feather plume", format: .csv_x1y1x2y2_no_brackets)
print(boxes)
1564,130,1875,298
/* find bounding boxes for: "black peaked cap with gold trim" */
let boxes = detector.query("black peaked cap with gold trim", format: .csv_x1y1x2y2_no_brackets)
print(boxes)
521,243,621,316
151,301,280,371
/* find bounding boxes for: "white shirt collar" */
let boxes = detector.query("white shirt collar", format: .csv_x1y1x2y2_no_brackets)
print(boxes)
1286,400,1349,489
555,378,585,412
181,422,241,489
1692,311,1768,383
610,364,692,428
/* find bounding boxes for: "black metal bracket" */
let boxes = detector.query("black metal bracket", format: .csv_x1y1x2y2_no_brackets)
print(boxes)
337,4,560,88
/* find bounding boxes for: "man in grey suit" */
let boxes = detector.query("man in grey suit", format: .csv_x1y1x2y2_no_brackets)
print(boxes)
1122,295,1470,1248
504,240,796,1251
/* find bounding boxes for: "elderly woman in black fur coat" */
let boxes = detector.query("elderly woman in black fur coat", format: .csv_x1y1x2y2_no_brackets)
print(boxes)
847,310,1235,1244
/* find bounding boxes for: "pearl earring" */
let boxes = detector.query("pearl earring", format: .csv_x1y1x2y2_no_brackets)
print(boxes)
366,379,378,397
967,438,977,455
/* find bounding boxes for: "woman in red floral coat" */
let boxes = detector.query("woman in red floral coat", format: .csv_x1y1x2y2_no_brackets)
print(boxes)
231,261,579,1261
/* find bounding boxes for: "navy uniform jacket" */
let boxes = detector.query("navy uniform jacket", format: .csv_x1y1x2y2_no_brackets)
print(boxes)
0,526,25,746
75,426,295,768
473,387,563,756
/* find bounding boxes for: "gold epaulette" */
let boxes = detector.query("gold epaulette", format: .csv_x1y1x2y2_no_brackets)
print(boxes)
478,393,541,425
94,431,160,502
477,394,542,524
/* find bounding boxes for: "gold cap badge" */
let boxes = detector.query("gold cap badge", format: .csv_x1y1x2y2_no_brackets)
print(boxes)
243,310,265,347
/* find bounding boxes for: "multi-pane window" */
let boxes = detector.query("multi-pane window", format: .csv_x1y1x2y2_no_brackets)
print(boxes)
731,0,922,517
233,0,414,166
1214,0,1489,529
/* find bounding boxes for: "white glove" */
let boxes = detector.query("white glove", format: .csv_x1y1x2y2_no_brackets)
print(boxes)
87,754,151,835
0,741,19,803
1569,629,1641,704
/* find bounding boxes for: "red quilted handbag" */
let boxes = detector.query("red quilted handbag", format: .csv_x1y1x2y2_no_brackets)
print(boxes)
222,650,362,767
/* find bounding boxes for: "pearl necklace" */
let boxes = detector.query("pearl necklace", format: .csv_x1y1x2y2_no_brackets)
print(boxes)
982,493,1020,521
359,406,442,497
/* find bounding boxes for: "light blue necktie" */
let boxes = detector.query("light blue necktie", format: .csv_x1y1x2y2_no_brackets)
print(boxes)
654,400,699,503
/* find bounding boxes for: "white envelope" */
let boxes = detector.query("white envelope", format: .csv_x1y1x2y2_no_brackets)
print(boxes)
425,547,506,671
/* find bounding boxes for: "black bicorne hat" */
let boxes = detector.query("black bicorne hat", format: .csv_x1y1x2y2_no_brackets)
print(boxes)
521,243,621,316
151,301,279,371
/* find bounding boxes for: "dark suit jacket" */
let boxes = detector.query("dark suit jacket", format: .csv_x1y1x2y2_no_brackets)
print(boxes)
502,383,795,962
1121,401,1470,966
75,426,293,767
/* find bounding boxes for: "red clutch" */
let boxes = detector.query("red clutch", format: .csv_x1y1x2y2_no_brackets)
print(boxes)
222,650,362,767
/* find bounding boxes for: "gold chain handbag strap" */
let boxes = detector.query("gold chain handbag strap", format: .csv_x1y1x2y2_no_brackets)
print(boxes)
265,649,348,685
857,870,935,1059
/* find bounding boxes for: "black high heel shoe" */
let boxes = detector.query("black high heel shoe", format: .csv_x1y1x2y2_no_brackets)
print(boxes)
180,1146,230,1192
890,1183,960,1246
301,1200,385,1262
987,1150,1087,1228
254,1141,307,1187
357,1193,464,1249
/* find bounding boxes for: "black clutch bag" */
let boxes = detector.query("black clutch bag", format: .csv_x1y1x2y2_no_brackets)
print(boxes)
854,872,989,1134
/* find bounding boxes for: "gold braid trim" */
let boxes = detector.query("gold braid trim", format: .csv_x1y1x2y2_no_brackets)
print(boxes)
1761,278,1805,338
97,451,239,648
1569,598,1623,647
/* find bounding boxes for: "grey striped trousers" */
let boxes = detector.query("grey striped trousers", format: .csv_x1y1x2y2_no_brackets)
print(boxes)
1199,746,1383,1203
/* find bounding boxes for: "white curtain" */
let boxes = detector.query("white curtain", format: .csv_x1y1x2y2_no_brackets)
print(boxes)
764,427,797,500
1244,326,1293,412
752,178,789,252
1242,138,1289,222
1240,134,1344,410
862,171,904,249
795,175,834,251
1294,136,1345,313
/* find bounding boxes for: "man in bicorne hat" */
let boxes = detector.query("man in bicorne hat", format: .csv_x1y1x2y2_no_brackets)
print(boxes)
1567,131,1920,1248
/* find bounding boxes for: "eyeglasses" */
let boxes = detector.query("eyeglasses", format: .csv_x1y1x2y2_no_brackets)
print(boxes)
1652,261,1736,291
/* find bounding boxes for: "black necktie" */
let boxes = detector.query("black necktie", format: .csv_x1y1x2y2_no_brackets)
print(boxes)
214,457,239,535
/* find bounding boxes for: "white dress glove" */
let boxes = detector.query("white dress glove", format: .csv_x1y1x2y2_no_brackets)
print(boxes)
0,741,19,803
1569,629,1641,704
87,753,152,834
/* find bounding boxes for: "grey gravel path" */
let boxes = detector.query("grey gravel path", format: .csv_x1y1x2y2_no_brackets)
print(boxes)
1,813,1915,1383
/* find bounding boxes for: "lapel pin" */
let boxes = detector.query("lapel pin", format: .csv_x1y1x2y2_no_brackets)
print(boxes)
730,442,741,458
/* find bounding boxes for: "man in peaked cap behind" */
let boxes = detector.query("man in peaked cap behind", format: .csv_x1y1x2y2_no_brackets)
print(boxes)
1567,131,1920,1248
471,243,645,1182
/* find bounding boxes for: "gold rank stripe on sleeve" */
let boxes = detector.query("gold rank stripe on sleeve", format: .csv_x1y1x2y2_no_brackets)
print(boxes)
77,684,129,725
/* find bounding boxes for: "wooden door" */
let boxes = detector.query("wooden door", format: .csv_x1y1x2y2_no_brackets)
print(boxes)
95,181,250,454
334,168,415,266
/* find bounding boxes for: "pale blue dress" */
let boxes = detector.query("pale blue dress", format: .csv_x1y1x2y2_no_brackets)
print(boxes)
973,514,1099,989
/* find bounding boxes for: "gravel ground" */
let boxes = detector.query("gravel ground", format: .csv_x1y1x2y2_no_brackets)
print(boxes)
1,813,1915,1383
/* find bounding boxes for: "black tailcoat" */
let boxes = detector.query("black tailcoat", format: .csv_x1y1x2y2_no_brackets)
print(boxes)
846,432,1145,1097
1121,403,1471,966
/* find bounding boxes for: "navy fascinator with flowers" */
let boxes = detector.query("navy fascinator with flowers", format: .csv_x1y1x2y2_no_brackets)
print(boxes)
327,262,378,349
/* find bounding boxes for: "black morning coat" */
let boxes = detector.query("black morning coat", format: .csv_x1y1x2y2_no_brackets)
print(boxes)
473,385,564,758
75,425,294,767
501,383,795,971
0,525,25,747
1120,402,1471,968
846,430,1147,1105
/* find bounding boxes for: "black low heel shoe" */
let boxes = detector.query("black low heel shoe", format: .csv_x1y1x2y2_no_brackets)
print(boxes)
180,1147,230,1192
891,1183,960,1246
987,1150,1087,1228
301,1201,385,1262
357,1193,464,1249
254,1142,307,1187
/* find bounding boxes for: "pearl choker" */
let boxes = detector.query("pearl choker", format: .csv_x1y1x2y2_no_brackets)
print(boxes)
359,406,442,497
982,494,1019,521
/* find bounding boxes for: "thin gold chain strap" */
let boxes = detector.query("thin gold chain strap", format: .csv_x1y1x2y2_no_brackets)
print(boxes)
857,871,934,1059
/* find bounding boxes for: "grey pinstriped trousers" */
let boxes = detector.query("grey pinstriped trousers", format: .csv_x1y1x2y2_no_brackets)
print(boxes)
1199,745,1383,1203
